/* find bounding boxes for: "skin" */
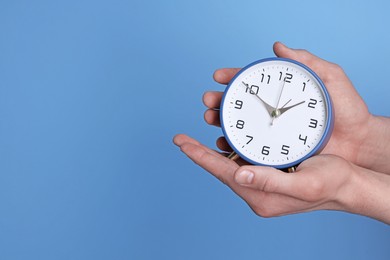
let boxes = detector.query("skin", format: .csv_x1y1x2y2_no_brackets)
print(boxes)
173,42,390,224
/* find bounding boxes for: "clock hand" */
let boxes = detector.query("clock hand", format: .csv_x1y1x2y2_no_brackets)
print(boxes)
241,81,275,116
281,99,292,109
274,77,287,109
271,78,287,125
271,99,291,118
278,100,306,116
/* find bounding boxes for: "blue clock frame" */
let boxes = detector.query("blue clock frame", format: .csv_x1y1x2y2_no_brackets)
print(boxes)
220,57,335,169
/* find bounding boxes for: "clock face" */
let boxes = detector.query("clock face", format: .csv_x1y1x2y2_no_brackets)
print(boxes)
220,58,333,168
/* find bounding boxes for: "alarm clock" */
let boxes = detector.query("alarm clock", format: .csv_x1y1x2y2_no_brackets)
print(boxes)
220,57,334,170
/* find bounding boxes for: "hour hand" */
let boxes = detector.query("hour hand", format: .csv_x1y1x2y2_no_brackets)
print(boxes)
242,81,275,116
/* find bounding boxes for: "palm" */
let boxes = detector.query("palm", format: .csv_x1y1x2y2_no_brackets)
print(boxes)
175,43,390,223
314,66,370,162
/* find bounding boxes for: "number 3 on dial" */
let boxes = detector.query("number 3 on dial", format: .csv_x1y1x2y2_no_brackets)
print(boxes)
220,57,334,169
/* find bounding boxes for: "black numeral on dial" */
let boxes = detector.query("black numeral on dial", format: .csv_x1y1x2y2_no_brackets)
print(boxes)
279,72,293,83
261,146,270,155
309,118,318,128
234,100,243,109
281,145,290,155
299,134,308,145
308,98,317,109
236,120,245,129
246,135,253,144
245,85,259,95
261,74,271,84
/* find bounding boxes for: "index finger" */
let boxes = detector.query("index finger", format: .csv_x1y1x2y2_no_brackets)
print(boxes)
174,134,238,183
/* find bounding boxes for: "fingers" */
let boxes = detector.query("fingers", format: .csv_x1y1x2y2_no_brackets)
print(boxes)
203,91,223,109
203,92,222,127
204,109,220,127
273,41,321,67
174,134,319,203
173,134,336,217
204,68,241,108
212,43,343,89
273,42,302,62
174,134,272,209
203,69,240,125
233,165,325,202
173,133,201,147
173,134,239,185
213,68,241,85
216,136,232,152
173,134,229,159
273,42,339,82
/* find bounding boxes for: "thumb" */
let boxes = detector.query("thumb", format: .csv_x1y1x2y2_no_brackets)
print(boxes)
234,165,320,201
273,41,319,63
272,42,334,81
273,41,301,61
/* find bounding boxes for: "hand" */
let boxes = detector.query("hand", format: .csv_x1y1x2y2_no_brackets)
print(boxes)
173,134,390,224
174,42,390,224
204,42,389,173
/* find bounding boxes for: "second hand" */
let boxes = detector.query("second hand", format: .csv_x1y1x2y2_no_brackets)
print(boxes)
271,78,287,125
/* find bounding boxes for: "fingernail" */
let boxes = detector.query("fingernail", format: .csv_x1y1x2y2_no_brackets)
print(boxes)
235,170,254,185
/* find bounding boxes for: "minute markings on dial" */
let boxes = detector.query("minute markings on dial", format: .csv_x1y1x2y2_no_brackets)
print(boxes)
223,60,330,167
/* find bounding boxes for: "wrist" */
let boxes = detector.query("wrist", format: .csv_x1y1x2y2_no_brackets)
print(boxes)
341,164,390,224
357,114,390,173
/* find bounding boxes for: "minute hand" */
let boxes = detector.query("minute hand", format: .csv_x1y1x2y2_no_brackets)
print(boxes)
278,100,306,116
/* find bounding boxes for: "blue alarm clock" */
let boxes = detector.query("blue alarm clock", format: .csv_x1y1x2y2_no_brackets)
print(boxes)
220,58,334,171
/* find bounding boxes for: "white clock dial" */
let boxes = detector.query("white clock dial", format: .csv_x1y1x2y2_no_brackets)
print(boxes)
221,58,333,168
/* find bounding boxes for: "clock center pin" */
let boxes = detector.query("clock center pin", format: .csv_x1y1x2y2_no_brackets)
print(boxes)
271,109,281,118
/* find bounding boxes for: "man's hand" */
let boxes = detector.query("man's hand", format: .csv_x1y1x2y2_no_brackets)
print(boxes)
174,42,390,224
173,134,390,224
204,42,390,174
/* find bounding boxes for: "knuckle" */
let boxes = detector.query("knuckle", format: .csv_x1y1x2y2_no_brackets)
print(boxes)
297,49,314,62
260,175,274,192
196,148,210,162
251,205,275,218
259,209,275,218
304,178,326,201
179,143,192,154
256,169,278,193
183,143,208,165
300,49,311,57
330,63,344,74
326,63,345,80
248,196,277,218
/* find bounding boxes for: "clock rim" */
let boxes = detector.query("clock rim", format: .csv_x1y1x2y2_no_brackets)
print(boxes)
220,57,334,169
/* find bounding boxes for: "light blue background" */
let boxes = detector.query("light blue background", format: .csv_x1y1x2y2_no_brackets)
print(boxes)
0,0,389,259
